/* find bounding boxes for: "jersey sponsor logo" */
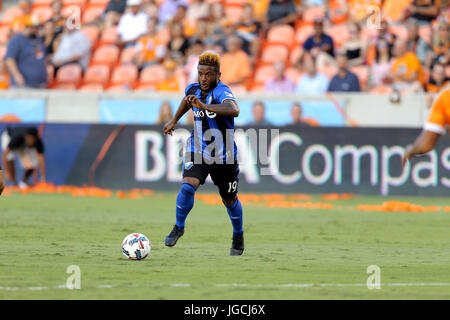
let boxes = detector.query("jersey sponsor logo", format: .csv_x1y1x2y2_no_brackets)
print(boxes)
184,161,194,170
193,110,217,119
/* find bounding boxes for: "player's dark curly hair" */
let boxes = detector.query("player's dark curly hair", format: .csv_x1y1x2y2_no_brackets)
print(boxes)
198,52,220,72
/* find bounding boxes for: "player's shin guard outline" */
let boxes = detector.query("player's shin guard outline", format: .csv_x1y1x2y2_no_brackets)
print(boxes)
175,183,196,229
224,198,244,236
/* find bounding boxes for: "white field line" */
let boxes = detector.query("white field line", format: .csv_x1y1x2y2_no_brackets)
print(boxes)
1,282,450,291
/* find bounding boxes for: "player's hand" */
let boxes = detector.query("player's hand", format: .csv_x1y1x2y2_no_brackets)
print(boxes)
402,145,414,167
163,120,176,136
185,95,205,109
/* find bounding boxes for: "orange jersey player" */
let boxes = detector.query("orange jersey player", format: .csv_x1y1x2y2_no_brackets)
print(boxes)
403,87,450,165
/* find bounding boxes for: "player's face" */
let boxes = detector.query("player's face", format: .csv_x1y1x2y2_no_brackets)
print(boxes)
24,134,37,148
198,65,219,92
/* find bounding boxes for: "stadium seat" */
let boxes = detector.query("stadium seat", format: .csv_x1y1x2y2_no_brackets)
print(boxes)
224,4,244,24
139,65,167,85
261,45,289,63
134,83,155,92
369,85,393,94
82,5,104,24
295,25,314,44
81,25,100,45
110,64,138,86
326,24,350,47
32,7,53,23
89,0,110,5
229,85,247,94
120,46,137,64
83,64,110,85
54,63,83,86
174,66,187,89
1,6,23,25
106,84,129,92
62,0,87,6
289,46,303,66
32,0,54,7
302,6,325,24
91,45,119,66
250,84,265,92
0,26,10,44
52,83,77,90
99,26,119,45
79,83,104,92
350,65,369,90
267,24,294,47
254,65,275,83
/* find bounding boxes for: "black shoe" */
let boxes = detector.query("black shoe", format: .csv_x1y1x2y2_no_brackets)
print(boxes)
165,225,184,247
230,233,244,256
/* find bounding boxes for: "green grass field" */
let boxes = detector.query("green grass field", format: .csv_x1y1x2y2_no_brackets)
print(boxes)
1,193,449,300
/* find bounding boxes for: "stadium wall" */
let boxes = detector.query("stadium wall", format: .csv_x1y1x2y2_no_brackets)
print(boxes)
0,90,428,127
1,122,449,197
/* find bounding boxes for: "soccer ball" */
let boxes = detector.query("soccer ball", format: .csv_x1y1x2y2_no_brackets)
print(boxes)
122,233,151,260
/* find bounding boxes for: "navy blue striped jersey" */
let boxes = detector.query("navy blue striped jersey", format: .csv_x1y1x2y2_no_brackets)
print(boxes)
185,81,238,163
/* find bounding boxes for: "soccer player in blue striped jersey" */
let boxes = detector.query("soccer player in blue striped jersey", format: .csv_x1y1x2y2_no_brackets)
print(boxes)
162,52,244,256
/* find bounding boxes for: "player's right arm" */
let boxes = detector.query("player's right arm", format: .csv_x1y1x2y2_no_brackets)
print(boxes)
402,89,449,166
163,96,191,136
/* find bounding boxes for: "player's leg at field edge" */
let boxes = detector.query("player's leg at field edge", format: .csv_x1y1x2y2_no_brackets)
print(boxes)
222,195,244,237
0,170,5,195
175,177,200,229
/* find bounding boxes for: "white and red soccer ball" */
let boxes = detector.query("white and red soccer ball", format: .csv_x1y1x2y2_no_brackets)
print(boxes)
122,233,151,260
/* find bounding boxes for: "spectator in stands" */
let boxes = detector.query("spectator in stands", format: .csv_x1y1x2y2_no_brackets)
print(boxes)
103,0,128,29
51,23,92,73
133,18,167,71
237,3,262,65
185,39,205,84
302,19,335,68
215,20,250,57
117,0,149,47
250,101,271,126
407,21,433,68
48,0,65,35
143,1,159,20
209,2,227,35
425,63,449,92
391,39,423,93
342,22,367,67
290,103,311,127
42,21,58,61
220,36,252,86
264,61,295,93
156,101,173,124
10,1,33,34
327,53,360,92
431,22,449,67
266,0,298,27
155,59,181,92
373,19,396,58
168,22,190,63
404,0,440,26
5,17,47,88
188,18,214,47
158,0,188,25
186,0,210,22
369,39,394,89
296,54,329,94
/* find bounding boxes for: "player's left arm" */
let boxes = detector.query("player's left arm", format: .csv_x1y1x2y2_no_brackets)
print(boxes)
186,96,240,117
402,130,441,166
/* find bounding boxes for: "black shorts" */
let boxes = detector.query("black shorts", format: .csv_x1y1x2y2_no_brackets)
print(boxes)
182,153,240,199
